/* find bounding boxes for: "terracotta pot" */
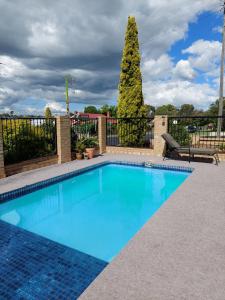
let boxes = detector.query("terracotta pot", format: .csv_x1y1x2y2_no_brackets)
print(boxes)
86,148,95,159
76,153,83,160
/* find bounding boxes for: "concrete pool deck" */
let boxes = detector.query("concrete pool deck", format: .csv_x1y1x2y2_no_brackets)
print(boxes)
0,154,225,299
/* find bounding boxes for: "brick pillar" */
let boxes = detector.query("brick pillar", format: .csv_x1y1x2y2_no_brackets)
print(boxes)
98,116,106,154
0,121,6,178
57,116,71,164
154,115,168,156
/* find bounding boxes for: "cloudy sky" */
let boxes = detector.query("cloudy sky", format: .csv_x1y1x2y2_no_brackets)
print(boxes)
0,0,223,115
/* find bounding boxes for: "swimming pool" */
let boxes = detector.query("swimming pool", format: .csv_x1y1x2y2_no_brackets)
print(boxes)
0,163,189,262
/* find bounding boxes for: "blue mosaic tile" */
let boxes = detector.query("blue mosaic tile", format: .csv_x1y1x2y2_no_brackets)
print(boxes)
0,220,107,300
144,162,194,173
0,162,109,203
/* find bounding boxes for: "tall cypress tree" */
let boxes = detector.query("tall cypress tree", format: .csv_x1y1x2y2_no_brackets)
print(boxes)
44,107,52,118
117,16,147,146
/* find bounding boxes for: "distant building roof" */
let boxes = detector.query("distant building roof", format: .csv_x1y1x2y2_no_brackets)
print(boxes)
71,112,110,118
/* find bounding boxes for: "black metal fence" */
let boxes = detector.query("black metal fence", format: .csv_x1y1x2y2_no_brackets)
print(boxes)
1,117,57,165
168,116,225,153
106,117,154,148
70,118,98,151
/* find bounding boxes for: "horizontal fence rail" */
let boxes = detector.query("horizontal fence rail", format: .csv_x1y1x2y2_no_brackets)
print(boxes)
168,116,225,153
106,117,154,149
70,118,98,151
1,117,57,165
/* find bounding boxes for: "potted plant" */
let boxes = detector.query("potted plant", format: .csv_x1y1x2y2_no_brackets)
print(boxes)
75,139,86,160
84,137,98,159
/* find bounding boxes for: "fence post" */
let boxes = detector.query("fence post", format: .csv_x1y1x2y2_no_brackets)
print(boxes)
154,115,168,156
57,116,71,164
0,121,6,178
98,116,106,154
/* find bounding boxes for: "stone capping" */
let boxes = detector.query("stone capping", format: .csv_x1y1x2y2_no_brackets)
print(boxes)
0,160,193,203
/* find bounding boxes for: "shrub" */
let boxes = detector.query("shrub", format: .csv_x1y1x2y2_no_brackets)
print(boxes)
3,120,55,164
83,137,98,148
75,139,86,154
170,124,192,146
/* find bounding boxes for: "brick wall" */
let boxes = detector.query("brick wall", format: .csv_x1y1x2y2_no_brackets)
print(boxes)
98,116,106,154
153,115,168,156
5,155,58,177
106,146,153,156
57,116,71,164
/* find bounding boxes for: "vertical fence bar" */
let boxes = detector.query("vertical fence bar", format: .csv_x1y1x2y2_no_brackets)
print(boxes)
70,117,99,153
168,116,225,153
1,117,57,165
106,117,154,149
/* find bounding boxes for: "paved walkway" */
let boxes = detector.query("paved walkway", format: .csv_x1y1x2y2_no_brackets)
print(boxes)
0,154,225,299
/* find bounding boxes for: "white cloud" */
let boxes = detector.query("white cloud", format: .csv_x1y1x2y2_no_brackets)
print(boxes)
213,26,222,33
0,56,26,78
142,55,173,81
143,80,217,109
45,102,66,114
0,0,221,113
183,39,221,73
173,60,196,80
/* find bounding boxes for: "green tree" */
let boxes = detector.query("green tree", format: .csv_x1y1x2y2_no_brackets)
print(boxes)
207,98,225,116
99,105,117,117
155,104,177,116
84,106,98,114
145,104,155,117
117,16,147,146
178,104,195,116
45,107,52,118
206,98,225,131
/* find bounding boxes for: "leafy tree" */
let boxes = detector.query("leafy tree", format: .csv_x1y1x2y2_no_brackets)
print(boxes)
155,104,177,116
45,107,52,118
170,123,191,146
117,16,148,146
144,105,155,117
206,98,225,130
99,105,117,117
178,104,195,116
84,106,98,114
207,98,225,116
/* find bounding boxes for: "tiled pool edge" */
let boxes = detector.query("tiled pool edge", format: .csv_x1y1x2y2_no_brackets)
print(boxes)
0,160,193,203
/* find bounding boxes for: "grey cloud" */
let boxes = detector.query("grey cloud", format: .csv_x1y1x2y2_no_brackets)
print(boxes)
0,0,219,113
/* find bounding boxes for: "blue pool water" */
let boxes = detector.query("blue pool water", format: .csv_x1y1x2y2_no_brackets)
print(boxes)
0,164,189,262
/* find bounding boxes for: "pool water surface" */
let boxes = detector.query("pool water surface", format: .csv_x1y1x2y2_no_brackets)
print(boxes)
0,164,189,262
